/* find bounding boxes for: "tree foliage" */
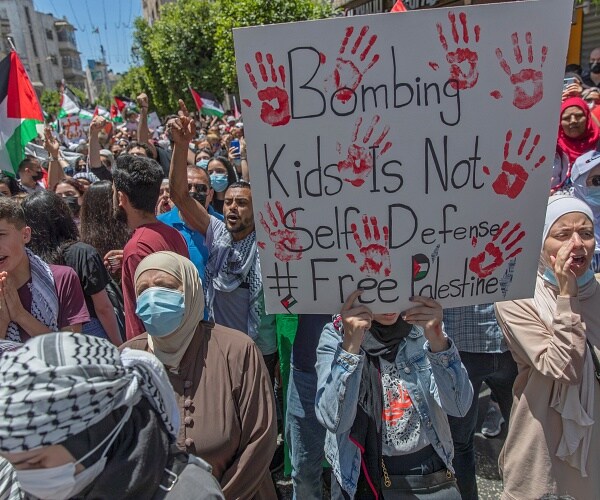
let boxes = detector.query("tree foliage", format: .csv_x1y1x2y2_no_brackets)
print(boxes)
132,0,221,115
213,0,335,92
40,90,60,120
130,0,335,115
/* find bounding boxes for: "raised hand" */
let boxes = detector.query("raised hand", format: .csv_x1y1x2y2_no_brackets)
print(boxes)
244,52,290,127
493,32,548,110
137,93,149,109
259,201,303,262
43,127,60,158
487,128,546,199
171,100,196,144
469,221,525,278
346,215,391,277
89,115,106,134
340,289,373,354
550,238,579,297
337,115,391,187
402,296,447,352
330,25,380,103
432,11,481,90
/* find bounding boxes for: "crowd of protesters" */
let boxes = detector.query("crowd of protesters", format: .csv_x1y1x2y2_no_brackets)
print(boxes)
0,43,600,500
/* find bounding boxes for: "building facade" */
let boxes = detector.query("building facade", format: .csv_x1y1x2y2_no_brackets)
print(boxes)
141,0,175,25
0,0,85,93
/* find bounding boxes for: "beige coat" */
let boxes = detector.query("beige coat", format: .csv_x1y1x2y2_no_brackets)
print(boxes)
495,275,600,500
123,322,277,500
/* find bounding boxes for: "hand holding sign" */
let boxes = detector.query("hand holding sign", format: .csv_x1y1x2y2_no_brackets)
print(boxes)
244,52,290,127
259,201,303,262
331,25,380,104
433,11,481,90
346,215,391,277
469,221,524,278
337,115,391,187
493,32,548,110
489,128,546,199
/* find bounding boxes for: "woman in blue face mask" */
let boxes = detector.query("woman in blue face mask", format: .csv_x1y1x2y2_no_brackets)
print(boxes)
207,157,238,215
0,332,224,499
571,150,600,272
124,252,278,499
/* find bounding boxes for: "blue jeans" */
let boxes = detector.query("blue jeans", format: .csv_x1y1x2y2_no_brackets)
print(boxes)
286,365,326,500
447,351,517,500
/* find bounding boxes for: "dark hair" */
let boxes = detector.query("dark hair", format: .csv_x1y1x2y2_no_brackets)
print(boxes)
125,141,153,158
187,165,211,188
21,191,79,264
194,148,213,161
0,173,22,196
112,154,164,214
226,180,251,193
565,64,582,76
208,156,237,186
0,197,26,228
17,156,39,173
54,178,85,196
163,114,178,125
80,180,130,259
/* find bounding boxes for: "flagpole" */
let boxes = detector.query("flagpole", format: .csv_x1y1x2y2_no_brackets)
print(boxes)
6,37,16,52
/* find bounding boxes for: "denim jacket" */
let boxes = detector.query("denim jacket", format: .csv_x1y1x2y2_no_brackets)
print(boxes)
315,322,473,498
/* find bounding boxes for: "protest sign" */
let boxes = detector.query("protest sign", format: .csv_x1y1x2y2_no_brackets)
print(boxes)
59,115,91,144
233,0,573,314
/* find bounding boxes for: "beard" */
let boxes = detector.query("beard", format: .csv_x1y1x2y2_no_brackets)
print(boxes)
113,205,128,225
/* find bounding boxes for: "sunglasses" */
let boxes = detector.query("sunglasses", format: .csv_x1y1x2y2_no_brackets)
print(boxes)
188,183,208,193
589,175,600,187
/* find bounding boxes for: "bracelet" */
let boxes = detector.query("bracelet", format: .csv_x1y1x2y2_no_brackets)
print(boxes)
240,156,247,160
51,156,60,161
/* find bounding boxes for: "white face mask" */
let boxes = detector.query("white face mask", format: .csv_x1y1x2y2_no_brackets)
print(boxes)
16,407,132,500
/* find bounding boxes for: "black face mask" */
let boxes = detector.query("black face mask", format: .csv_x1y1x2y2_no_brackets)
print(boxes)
189,191,207,208
591,62,600,74
32,171,44,182
63,196,80,217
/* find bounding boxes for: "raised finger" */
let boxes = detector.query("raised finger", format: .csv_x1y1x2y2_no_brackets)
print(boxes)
178,99,189,118
342,289,364,312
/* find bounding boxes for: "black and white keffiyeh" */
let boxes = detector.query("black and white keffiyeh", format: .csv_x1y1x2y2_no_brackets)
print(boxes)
0,332,180,452
6,248,58,343
204,225,262,339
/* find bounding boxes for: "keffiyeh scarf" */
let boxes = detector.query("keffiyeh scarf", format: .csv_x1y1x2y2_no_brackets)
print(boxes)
6,248,58,343
0,332,180,452
204,228,262,339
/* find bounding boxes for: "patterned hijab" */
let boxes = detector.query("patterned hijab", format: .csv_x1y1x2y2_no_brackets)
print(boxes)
134,251,204,369
0,332,180,452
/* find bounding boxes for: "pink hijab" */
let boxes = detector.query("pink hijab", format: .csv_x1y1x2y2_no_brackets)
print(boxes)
557,97,600,165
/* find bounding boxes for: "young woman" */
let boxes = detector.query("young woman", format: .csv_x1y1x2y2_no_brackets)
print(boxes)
315,291,472,499
207,156,237,214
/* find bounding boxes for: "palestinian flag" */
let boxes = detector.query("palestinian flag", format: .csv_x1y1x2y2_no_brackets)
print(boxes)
93,105,111,119
0,51,44,175
190,87,224,117
110,104,123,123
58,91,80,119
390,0,407,12
412,254,430,282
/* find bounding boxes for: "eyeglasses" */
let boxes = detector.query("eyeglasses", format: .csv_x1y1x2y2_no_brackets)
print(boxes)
589,175,600,187
188,183,208,193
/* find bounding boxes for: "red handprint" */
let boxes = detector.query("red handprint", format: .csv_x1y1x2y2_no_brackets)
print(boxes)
485,128,546,199
330,25,380,104
346,215,391,277
469,221,524,278
337,115,391,188
430,11,481,90
244,52,290,127
259,201,303,262
492,32,548,110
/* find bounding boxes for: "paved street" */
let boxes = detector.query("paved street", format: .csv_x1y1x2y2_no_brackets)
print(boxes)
274,385,505,499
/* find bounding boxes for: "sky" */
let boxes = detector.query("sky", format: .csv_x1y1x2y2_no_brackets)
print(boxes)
33,0,141,74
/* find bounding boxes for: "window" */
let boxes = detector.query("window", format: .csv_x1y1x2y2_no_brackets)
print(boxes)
46,29,54,40
50,54,58,65
36,63,42,81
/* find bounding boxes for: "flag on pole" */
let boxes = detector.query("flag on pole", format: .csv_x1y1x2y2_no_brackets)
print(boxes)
189,87,224,117
0,51,44,175
110,104,123,123
58,91,80,118
113,97,127,114
93,105,110,119
390,0,407,12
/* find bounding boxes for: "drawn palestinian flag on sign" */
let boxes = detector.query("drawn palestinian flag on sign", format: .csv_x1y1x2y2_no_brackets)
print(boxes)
412,254,430,281
0,52,44,175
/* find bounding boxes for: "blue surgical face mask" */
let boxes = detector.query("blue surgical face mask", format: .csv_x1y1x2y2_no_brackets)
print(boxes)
210,173,229,193
574,183,600,208
542,267,595,287
135,287,185,337
196,159,209,169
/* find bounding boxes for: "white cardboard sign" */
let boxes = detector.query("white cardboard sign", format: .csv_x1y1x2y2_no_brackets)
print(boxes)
233,0,573,314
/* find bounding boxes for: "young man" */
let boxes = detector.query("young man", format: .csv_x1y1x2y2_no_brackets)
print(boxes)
17,157,45,193
0,198,89,343
112,154,189,339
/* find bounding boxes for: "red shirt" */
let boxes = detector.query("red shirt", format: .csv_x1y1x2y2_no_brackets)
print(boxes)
122,222,189,339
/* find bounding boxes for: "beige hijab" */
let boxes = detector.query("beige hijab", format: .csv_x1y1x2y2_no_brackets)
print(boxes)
134,251,204,369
